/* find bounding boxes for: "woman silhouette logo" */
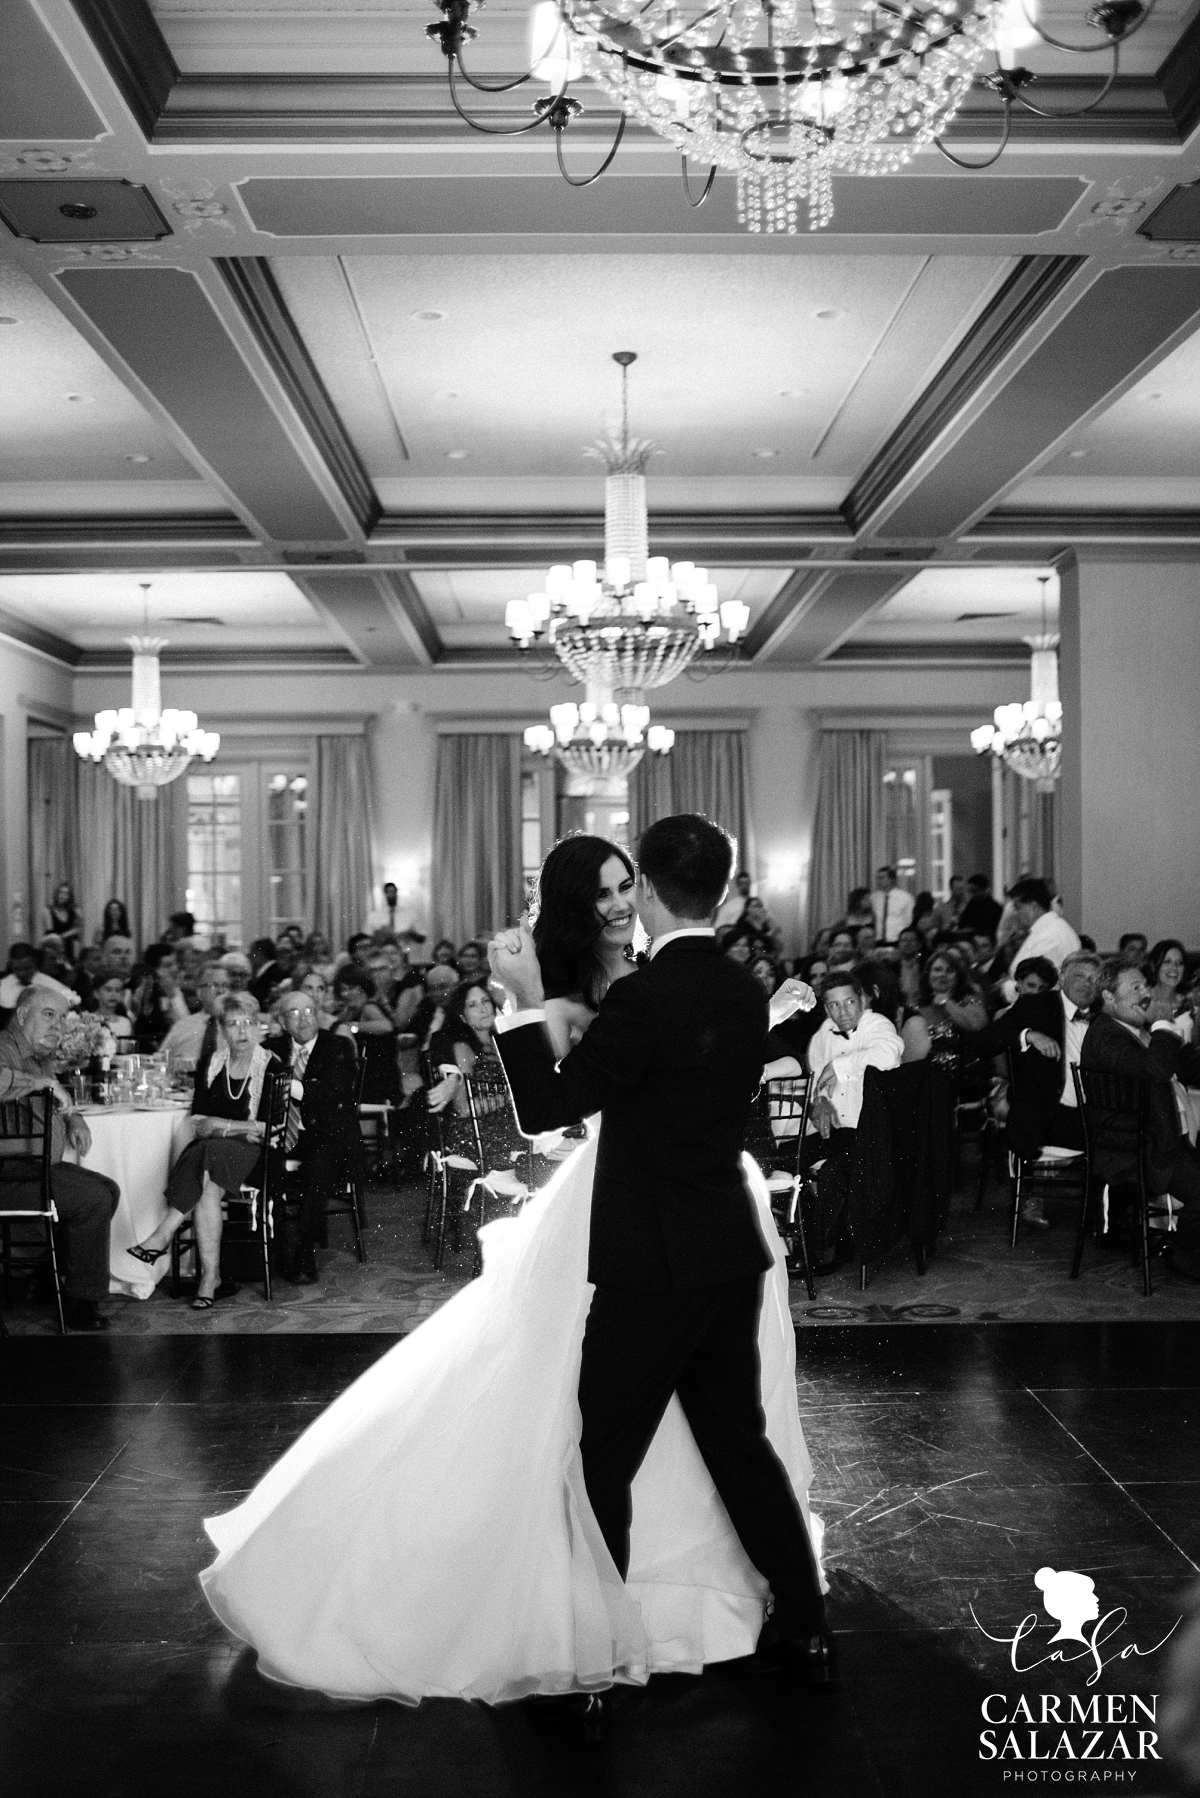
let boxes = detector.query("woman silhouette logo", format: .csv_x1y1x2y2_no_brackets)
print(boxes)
1034,1567,1101,1644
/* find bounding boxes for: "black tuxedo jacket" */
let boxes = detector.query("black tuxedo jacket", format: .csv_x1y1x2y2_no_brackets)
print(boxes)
289,1029,360,1153
494,936,770,1293
1079,1012,1200,1194
969,989,1075,1156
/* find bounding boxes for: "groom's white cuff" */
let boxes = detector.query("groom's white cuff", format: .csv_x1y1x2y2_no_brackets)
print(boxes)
494,1009,546,1034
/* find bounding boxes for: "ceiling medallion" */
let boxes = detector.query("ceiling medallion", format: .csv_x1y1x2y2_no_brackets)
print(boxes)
73,584,220,800
428,0,1150,231
971,577,1061,792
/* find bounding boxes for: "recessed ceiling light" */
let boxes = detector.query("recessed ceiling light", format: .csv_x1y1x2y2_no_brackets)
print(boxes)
412,308,447,321
814,308,841,320
752,448,779,459
124,453,153,464
0,316,21,326
778,388,806,399
1066,449,1090,460
438,388,461,400
446,449,469,460
64,392,95,404
1137,390,1164,403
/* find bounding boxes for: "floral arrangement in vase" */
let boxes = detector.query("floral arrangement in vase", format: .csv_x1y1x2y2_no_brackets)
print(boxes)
53,1010,110,1072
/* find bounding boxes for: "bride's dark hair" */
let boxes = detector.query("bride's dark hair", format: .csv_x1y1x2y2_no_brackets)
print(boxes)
532,834,635,1012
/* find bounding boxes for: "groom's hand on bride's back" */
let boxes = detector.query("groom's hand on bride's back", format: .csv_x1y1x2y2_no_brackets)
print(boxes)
487,920,546,1013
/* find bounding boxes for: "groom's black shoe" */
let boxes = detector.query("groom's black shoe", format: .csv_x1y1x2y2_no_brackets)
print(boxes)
753,1621,840,1687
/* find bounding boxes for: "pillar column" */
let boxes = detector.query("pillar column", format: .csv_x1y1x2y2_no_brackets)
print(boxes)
749,706,820,957
1058,551,1200,948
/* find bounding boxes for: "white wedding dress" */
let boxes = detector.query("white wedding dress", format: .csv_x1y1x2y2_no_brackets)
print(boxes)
200,1131,823,1704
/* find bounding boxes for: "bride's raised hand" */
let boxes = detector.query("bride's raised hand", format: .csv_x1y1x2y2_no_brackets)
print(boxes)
768,977,817,1030
487,917,545,1012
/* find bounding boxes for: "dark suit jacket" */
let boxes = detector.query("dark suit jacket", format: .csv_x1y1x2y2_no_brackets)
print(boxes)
969,989,1076,1157
958,894,1002,938
493,937,770,1292
290,1029,360,1156
1079,1012,1200,1194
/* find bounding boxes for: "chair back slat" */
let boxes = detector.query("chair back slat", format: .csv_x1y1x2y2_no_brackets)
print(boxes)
1071,1063,1148,1162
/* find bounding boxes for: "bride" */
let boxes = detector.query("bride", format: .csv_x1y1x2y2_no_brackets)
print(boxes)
200,833,823,1705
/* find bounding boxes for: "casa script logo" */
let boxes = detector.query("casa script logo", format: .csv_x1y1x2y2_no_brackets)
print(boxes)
970,1568,1181,1781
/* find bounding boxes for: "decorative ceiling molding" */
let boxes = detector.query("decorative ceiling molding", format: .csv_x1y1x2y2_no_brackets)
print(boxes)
214,258,380,537
69,0,177,140
823,640,1030,664
372,513,842,565
843,255,1087,537
739,568,821,661
0,515,253,546
0,605,79,667
1158,4,1200,143
74,645,361,673
968,509,1200,544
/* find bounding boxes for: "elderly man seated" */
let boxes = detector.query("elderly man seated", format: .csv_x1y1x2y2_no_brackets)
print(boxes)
159,961,231,1070
1080,957,1200,1281
276,989,362,1284
0,986,120,1330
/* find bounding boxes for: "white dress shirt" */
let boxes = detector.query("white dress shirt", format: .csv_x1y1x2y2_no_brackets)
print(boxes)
870,887,915,944
807,1010,904,1129
1020,993,1088,1107
1016,910,1081,972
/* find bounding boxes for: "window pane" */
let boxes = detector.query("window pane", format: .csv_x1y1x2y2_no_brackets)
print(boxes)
187,771,242,945
266,766,308,936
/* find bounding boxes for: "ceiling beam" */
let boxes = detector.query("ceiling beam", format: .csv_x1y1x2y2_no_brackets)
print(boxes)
878,266,1200,544
290,569,438,667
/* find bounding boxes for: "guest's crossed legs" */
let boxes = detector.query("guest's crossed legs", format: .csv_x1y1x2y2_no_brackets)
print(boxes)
577,1277,825,1636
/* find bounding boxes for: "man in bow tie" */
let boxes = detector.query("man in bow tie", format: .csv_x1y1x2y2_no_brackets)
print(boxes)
277,991,361,1283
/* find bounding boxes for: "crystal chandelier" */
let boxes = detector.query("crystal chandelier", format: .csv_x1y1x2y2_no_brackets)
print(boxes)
971,582,1061,793
429,0,1150,233
525,677,675,778
505,353,750,690
73,587,219,801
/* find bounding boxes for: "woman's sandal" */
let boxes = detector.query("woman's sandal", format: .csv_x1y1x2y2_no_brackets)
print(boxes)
191,1280,240,1311
128,1243,169,1266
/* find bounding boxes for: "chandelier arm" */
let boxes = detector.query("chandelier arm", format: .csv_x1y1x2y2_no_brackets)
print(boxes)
1011,44,1119,116
554,109,627,186
680,155,718,207
447,59,552,134
452,47,537,92
1015,0,1155,53
934,94,1013,169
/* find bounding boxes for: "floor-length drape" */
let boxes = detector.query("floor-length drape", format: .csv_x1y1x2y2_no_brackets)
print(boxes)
807,729,886,943
628,731,755,875
431,734,523,944
74,759,187,951
28,737,79,938
313,736,375,951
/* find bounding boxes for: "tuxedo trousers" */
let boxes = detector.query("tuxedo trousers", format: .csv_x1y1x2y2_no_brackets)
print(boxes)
577,1277,825,1636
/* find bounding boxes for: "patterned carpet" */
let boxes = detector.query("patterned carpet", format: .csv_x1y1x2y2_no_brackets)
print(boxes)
4,1156,1199,1334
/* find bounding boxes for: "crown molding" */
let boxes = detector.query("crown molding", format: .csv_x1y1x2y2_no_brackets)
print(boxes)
968,509,1200,543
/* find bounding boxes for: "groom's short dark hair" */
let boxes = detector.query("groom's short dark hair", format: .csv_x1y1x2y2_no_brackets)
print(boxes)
637,814,734,920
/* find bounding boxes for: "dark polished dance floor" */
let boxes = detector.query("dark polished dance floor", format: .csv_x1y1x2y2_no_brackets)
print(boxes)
3,1325,1197,1798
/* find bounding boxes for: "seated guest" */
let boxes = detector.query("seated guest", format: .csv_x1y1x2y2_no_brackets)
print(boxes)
895,927,923,1011
276,990,361,1285
826,926,855,959
1148,939,1189,1031
912,890,938,947
0,986,120,1330
0,942,76,1023
714,869,754,935
345,932,372,971
957,873,1003,940
967,950,1102,1228
218,950,252,992
90,967,134,1044
429,979,520,1164
130,943,188,1050
129,993,278,1308
1011,955,1059,998
297,967,338,1031
853,922,879,958
162,910,201,950
36,935,82,1001
723,897,784,964
380,937,425,1030
159,962,231,1068
274,937,299,984
333,966,397,1106
43,882,83,962
1119,932,1149,968
748,953,779,997
1080,957,1200,1280
855,955,904,1033
93,898,131,947
248,937,285,1008
901,947,987,1067
931,875,968,935
302,932,337,981
456,940,487,981
101,935,135,982
431,937,458,969
844,887,875,934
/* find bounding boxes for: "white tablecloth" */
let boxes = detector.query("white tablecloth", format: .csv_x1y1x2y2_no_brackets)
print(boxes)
67,1105,194,1299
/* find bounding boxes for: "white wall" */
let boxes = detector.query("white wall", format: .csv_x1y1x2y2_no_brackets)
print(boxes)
1,635,74,944
72,662,1025,953
1059,554,1200,948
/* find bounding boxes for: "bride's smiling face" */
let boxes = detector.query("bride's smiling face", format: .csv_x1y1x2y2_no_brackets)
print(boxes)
594,854,636,949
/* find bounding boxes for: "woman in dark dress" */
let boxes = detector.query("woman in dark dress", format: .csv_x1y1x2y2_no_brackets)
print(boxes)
44,881,83,962
127,992,279,1308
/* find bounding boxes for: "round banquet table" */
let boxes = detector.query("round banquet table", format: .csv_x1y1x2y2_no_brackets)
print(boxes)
66,1104,195,1299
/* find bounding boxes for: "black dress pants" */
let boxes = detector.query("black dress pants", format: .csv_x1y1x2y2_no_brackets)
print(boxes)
577,1276,825,1637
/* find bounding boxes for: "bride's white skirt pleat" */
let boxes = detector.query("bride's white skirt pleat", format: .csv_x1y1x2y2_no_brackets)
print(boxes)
200,1135,823,1704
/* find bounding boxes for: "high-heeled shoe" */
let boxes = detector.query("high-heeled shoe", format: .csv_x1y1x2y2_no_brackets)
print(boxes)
128,1242,169,1266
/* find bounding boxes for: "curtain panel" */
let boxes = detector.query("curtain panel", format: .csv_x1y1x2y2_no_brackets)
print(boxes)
807,729,886,941
628,731,756,875
431,734,523,945
313,735,376,951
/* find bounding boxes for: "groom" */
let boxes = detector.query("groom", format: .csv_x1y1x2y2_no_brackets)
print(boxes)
489,813,831,1718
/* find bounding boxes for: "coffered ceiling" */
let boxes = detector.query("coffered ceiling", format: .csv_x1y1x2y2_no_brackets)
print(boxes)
2,0,1199,677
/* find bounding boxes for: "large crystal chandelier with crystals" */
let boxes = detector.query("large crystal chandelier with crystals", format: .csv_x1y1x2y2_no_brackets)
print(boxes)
525,677,675,778
73,586,219,801
971,580,1061,792
430,0,1149,234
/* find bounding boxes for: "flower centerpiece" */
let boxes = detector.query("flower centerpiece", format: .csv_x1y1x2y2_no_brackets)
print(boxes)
53,1010,112,1074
